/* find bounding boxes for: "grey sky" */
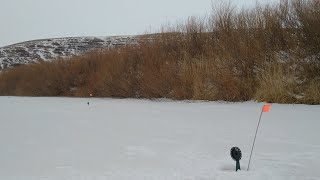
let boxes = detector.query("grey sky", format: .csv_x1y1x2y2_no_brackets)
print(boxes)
0,0,278,47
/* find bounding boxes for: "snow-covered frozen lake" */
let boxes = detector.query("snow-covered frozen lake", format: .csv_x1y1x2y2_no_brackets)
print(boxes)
0,97,319,180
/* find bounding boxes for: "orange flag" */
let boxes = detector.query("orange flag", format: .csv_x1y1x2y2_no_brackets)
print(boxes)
262,104,271,112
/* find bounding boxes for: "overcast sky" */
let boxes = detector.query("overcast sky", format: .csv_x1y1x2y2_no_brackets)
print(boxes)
0,0,278,47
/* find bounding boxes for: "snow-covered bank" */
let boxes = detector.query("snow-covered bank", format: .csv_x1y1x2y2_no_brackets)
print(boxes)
0,97,319,180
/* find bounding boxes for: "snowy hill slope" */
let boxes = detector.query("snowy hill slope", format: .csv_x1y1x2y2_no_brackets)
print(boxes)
0,97,319,180
0,36,138,69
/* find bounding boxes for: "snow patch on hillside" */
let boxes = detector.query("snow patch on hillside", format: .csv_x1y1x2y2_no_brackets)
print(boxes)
0,36,138,69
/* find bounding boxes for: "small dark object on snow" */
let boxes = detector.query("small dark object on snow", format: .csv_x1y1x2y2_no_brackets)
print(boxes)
230,147,242,171
87,102,89,106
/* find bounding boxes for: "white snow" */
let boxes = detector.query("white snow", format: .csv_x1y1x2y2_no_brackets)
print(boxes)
0,97,319,180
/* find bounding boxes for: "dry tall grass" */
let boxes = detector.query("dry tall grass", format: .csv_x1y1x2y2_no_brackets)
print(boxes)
0,0,319,104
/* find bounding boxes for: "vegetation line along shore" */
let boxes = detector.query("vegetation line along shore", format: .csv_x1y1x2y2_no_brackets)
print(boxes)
0,0,319,104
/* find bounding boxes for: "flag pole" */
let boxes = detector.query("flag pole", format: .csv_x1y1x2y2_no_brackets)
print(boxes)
247,104,270,171
247,110,263,171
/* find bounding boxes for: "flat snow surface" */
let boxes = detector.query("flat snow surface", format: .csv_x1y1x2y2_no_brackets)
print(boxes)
0,97,319,180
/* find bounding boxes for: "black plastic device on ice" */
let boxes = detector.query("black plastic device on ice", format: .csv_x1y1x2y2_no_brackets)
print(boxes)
230,147,242,171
